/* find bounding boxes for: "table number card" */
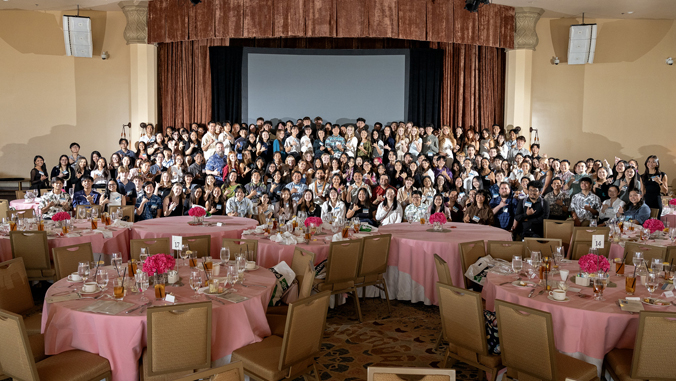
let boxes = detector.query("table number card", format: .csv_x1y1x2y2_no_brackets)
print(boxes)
591,235,604,249
172,235,182,251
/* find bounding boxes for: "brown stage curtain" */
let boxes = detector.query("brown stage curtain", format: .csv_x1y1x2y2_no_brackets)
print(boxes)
157,38,504,131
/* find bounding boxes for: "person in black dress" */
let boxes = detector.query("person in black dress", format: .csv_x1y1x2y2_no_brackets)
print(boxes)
642,155,669,217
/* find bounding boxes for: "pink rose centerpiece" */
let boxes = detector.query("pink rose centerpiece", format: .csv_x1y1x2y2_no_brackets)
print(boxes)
429,212,447,231
52,211,71,222
142,253,176,276
188,206,206,225
578,253,610,275
643,218,664,234
669,198,676,206
304,216,323,228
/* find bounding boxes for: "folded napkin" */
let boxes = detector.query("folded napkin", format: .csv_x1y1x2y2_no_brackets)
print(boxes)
64,233,81,238
270,232,300,245
243,225,266,235
94,229,113,239
111,220,133,229
331,233,347,242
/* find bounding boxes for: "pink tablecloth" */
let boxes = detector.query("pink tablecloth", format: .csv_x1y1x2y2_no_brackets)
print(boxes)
609,237,675,261
0,221,130,262
41,262,276,381
131,216,258,258
379,223,512,305
661,213,676,228
241,233,332,268
482,261,676,371
9,199,41,214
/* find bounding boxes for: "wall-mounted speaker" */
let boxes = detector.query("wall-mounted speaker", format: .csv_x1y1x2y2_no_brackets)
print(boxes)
568,24,597,65
63,15,92,58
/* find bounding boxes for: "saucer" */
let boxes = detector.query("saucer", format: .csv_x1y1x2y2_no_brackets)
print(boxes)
512,280,537,288
244,265,260,272
547,295,570,303
80,286,102,295
67,276,83,283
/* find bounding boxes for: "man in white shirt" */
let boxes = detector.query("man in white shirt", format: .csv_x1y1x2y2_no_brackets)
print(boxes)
201,121,218,160
507,136,530,164
309,168,329,204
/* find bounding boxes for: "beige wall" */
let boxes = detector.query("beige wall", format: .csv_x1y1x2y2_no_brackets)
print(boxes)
531,17,676,183
0,10,130,178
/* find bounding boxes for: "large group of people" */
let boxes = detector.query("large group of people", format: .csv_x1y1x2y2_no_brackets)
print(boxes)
30,117,669,235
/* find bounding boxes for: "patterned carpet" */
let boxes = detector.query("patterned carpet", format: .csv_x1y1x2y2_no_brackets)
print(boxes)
294,296,485,381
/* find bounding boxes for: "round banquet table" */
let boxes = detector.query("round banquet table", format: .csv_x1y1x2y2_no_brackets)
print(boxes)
482,261,676,375
131,216,258,258
9,199,41,214
608,234,675,261
378,222,513,305
0,220,130,262
661,212,676,228
241,231,335,268
41,262,276,381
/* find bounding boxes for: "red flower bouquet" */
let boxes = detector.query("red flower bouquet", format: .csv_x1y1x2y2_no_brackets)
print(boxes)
188,206,206,218
643,218,664,234
142,253,176,276
304,217,323,227
52,212,71,222
579,253,610,274
429,212,447,224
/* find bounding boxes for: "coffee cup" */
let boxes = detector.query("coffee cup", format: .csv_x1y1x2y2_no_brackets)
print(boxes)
69,272,82,282
83,282,99,293
549,289,567,301
246,261,256,270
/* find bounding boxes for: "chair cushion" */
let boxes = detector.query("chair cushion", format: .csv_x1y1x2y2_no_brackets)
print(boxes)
555,352,598,381
36,350,110,381
140,348,200,381
605,348,639,381
42,269,56,277
24,313,42,335
232,335,285,381
28,333,47,362
266,313,287,337
26,269,43,278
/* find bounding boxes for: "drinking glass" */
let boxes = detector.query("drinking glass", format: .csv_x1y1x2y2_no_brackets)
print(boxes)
646,273,659,298
407,212,414,224
68,187,75,199
220,247,230,264
78,262,90,281
530,251,541,269
78,208,86,221
96,270,109,291
511,255,523,275
135,272,149,302
91,207,98,219
236,254,247,283
224,265,236,290
188,250,198,268
593,275,607,301
632,252,644,269
113,278,125,300
625,276,637,295
180,244,190,266
190,271,202,299
669,227,676,242
651,258,663,275
204,256,213,271
111,252,123,274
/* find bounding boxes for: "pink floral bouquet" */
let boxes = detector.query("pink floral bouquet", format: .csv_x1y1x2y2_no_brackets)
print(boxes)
188,206,206,218
52,212,71,222
643,218,664,234
429,212,447,224
669,198,676,206
304,216,323,227
578,253,610,274
142,253,176,276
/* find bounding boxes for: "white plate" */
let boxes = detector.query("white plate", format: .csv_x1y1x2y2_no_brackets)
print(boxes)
512,280,538,288
79,287,102,295
641,298,671,307
244,265,260,272
547,295,570,303
67,276,83,283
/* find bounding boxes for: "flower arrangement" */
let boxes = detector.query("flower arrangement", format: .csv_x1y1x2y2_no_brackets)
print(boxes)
188,206,206,218
669,198,676,206
429,212,447,224
52,212,71,222
643,218,665,234
304,217,323,227
142,254,176,276
578,253,610,274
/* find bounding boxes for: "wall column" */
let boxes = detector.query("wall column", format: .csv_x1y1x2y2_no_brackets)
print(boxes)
119,1,156,145
504,7,544,142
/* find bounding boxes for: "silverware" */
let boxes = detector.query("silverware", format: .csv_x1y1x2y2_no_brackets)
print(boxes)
528,289,535,298
616,300,635,314
208,296,226,305
139,301,152,314
500,277,521,286
125,303,144,314
241,283,266,288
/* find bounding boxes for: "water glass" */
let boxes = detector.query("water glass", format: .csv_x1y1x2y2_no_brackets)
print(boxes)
180,244,190,266
135,272,149,302
592,275,607,301
511,256,523,275
220,247,230,263
111,252,123,274
78,262,90,281
236,255,247,282
632,252,643,268
189,270,202,299
96,270,109,291
224,265,236,290
645,273,659,297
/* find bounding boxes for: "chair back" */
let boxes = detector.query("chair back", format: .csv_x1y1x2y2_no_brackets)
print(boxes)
437,283,488,357
109,205,134,221
221,238,258,262
459,240,485,288
494,299,557,381
279,291,331,377
0,200,8,220
571,226,609,243
292,247,315,291
146,301,212,377
9,231,50,272
368,366,455,381
433,254,452,286
623,242,667,265
650,208,660,219
39,189,49,196
0,309,39,381
298,262,316,299
182,235,211,259
14,190,26,199
630,311,676,379
75,204,102,217
325,239,363,289
357,234,392,281
543,219,574,251
175,362,244,381
524,238,563,257
0,258,34,315
6,209,35,219
52,243,94,280
570,241,611,260
130,238,171,261
486,240,525,261
666,246,676,264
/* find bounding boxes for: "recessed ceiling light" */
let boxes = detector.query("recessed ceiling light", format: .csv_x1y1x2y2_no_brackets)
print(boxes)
627,11,634,14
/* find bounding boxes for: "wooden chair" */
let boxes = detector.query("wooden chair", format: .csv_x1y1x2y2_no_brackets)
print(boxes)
486,240,525,261
39,189,49,196
602,311,676,380
182,235,211,259
623,242,667,265
544,219,574,252
129,237,171,261
221,238,258,262
232,291,331,381
0,200,8,220
9,231,54,281
666,246,676,264
15,190,26,199
433,254,453,351
570,241,611,260
6,208,36,219
313,239,364,322
109,205,134,221
459,240,486,289
571,226,609,245
0,309,111,381
267,261,316,337
367,366,456,381
266,247,316,315
437,283,503,381
524,238,563,257
356,234,392,313
142,301,212,379
175,362,244,381
75,204,102,218
52,243,94,280
0,258,42,336
494,299,599,381
650,208,660,219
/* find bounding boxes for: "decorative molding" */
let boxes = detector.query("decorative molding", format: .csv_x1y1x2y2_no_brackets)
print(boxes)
514,7,544,50
119,1,148,44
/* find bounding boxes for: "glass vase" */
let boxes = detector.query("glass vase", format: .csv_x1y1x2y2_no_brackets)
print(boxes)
153,273,166,300
433,222,443,232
